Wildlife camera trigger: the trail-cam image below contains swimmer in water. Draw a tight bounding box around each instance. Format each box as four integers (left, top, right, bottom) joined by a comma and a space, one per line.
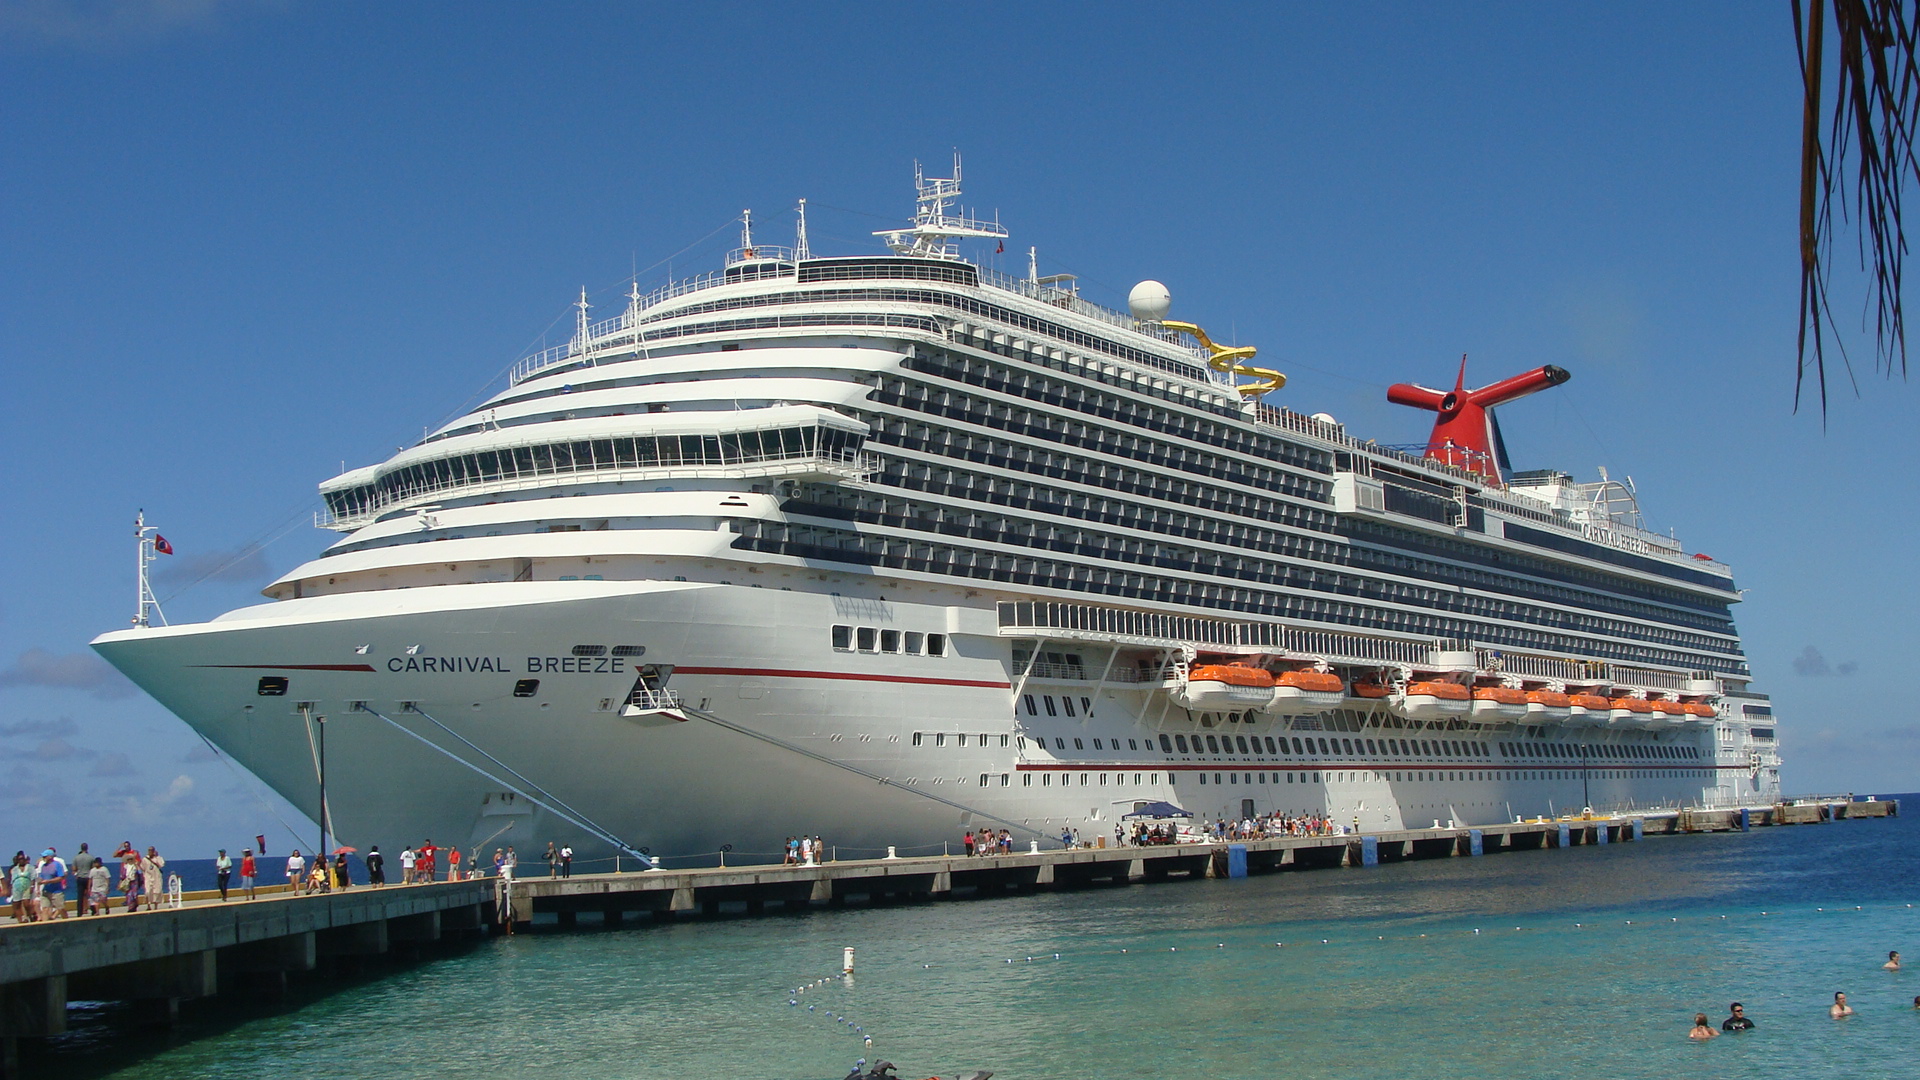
1885, 950, 1902, 971
1688, 1013, 1718, 1040
1721, 1003, 1754, 1031
1831, 991, 1855, 1018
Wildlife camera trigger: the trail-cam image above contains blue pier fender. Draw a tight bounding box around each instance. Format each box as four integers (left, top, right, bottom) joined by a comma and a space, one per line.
1596, 823, 1609, 845
1632, 818, 1644, 841
1556, 823, 1571, 848
1359, 836, 1378, 867
1738, 808, 1751, 832
1468, 829, 1483, 856
1227, 844, 1248, 878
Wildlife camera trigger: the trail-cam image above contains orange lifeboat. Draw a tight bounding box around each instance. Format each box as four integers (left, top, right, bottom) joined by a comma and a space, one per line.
1567, 693, 1609, 724
1471, 686, 1529, 723
1607, 696, 1655, 727
1393, 680, 1471, 721
1348, 679, 1392, 700
1172, 663, 1276, 711
1648, 698, 1684, 727
1683, 701, 1718, 720
1525, 689, 1575, 724
1268, 668, 1345, 716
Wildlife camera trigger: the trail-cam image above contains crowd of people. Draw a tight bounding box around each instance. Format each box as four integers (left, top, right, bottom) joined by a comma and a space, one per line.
6, 835, 587, 921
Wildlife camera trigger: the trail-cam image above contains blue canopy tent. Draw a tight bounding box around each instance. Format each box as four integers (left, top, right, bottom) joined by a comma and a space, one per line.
1121, 801, 1193, 820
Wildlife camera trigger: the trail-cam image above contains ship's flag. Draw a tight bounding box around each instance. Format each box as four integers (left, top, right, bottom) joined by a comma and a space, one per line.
257, 833, 267, 855
995, 241, 1004, 254
154, 534, 174, 555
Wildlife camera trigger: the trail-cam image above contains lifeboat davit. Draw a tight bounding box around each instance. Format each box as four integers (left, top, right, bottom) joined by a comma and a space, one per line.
1171, 664, 1275, 711
1525, 689, 1575, 724
1607, 696, 1655, 728
1392, 680, 1471, 721
1567, 693, 1609, 726
1471, 686, 1529, 723
1265, 669, 1345, 716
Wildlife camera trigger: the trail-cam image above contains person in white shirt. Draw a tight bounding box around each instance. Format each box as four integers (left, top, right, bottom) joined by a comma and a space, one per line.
286, 849, 306, 894
400, 846, 416, 885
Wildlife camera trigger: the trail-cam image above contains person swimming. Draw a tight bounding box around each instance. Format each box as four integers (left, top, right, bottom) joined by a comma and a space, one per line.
1831, 991, 1855, 1018
1885, 950, 1902, 971
1688, 1013, 1719, 1040
1721, 1002, 1754, 1031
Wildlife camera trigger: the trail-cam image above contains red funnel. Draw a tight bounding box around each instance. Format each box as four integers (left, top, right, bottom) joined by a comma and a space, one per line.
1386, 357, 1570, 482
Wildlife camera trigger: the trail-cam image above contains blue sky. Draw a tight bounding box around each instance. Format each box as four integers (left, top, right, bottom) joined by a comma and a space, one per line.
1, 2, 1912, 854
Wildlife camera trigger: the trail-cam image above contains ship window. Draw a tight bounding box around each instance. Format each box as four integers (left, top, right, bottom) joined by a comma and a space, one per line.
926, 633, 947, 656
611, 645, 646, 657
256, 676, 288, 697
1023, 774, 1032, 786
1000, 735, 1009, 747
831, 625, 852, 650
1043, 696, 1058, 717
1205, 735, 1220, 754
1055, 737, 1066, 749
1081, 697, 1092, 713
1235, 736, 1249, 754
1073, 738, 1084, 750
1365, 739, 1377, 755
570, 644, 607, 656
1265, 737, 1277, 754
904, 632, 924, 654
881, 630, 901, 653
1063, 698, 1076, 718
1042, 774, 1050, 786
1291, 737, 1305, 754
856, 627, 878, 652
1022, 694, 1037, 715
979, 774, 989, 787
512, 679, 540, 698
1342, 739, 1354, 755
1080, 773, 1089, 785
912, 732, 923, 746
1099, 774, 1108, 785
1175, 734, 1189, 753
1199, 773, 1207, 785
1092, 738, 1102, 749
1159, 734, 1172, 752
1001, 774, 1009, 786
935, 733, 945, 747
1319, 738, 1331, 755
1129, 739, 1138, 750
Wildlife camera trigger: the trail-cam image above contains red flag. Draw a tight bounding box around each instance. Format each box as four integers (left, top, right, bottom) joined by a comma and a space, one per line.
995, 241, 1004, 254
257, 834, 267, 855
153, 535, 174, 555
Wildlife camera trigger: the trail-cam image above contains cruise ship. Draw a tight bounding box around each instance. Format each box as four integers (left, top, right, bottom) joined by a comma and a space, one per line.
93, 161, 1782, 863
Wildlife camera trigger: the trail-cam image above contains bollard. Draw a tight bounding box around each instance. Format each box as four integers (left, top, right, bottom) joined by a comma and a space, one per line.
885, 846, 897, 860
1359, 836, 1378, 867
1738, 808, 1750, 832
1556, 823, 1571, 848
842, 947, 854, 974
1029, 840, 1040, 854
1468, 829, 1483, 856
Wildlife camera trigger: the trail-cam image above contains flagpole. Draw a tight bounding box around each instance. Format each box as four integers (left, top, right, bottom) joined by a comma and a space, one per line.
134, 510, 150, 628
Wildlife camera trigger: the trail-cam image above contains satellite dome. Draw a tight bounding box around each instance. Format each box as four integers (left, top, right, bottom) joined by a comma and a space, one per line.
1311, 412, 1340, 426
1128, 280, 1172, 322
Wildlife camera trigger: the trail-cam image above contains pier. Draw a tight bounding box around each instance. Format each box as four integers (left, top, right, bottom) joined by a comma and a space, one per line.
503, 798, 1899, 925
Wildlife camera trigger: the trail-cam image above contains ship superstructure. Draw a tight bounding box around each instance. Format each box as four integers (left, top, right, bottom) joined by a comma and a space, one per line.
93, 162, 1781, 860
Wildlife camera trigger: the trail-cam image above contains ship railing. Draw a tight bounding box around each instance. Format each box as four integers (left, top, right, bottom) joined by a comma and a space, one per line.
1477, 650, 1610, 683
511, 270, 737, 385
316, 448, 878, 531
996, 601, 1433, 667
1011, 659, 1174, 684
1608, 666, 1692, 693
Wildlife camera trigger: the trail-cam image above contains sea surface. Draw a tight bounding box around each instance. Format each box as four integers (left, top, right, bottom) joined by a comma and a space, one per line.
37, 801, 1920, 1080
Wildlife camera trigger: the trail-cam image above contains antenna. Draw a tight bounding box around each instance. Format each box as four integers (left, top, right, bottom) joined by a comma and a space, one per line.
873, 153, 1008, 260
795, 199, 811, 260
1028, 246, 1039, 283
740, 209, 754, 257
573, 288, 591, 359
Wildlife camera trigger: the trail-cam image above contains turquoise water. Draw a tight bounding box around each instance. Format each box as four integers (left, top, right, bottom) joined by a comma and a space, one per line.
42, 804, 1918, 1080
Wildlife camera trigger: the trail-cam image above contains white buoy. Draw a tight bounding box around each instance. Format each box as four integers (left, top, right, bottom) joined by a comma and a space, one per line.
842, 947, 855, 974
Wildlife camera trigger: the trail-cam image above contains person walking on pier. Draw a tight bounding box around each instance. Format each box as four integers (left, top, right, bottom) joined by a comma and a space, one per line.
286, 848, 306, 895
560, 844, 573, 877
120, 853, 142, 911
215, 849, 232, 901
85, 858, 108, 916
332, 853, 351, 890
399, 845, 416, 884
366, 846, 385, 887
72, 844, 94, 914
9, 853, 33, 923
37, 849, 69, 919
544, 842, 559, 878
447, 846, 463, 881
417, 840, 438, 883
240, 849, 257, 899
141, 847, 165, 908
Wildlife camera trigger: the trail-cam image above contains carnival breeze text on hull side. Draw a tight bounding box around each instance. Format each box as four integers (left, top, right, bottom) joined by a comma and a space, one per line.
92, 160, 1782, 861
